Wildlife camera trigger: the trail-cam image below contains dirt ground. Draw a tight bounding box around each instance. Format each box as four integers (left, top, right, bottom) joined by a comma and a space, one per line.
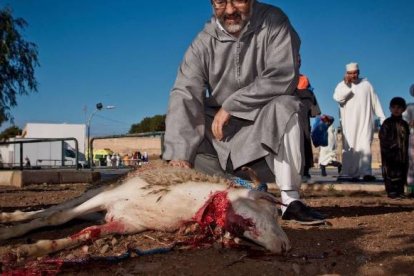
1, 162, 414, 275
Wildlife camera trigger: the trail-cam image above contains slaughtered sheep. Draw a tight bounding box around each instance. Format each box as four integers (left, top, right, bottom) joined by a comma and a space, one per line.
0, 167, 290, 258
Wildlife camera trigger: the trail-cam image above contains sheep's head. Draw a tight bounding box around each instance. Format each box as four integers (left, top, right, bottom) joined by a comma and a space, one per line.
229, 190, 290, 253
194, 189, 290, 254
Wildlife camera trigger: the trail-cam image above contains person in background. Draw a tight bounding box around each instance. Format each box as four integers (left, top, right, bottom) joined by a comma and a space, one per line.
294, 55, 321, 181
379, 97, 409, 198
122, 154, 130, 166
111, 154, 116, 167
402, 84, 414, 196
132, 151, 138, 165
333, 62, 386, 182
115, 153, 121, 167
318, 124, 342, 176
163, 0, 325, 224
24, 156, 31, 168
143, 151, 148, 163
106, 154, 111, 167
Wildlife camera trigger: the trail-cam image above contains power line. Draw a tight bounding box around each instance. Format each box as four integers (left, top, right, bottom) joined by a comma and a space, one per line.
94, 114, 133, 126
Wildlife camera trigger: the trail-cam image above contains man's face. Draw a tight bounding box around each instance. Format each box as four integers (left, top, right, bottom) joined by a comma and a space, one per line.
390, 105, 405, 117
213, 0, 252, 36
345, 70, 359, 83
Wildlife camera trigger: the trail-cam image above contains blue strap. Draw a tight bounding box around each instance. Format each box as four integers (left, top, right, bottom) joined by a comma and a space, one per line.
232, 177, 268, 192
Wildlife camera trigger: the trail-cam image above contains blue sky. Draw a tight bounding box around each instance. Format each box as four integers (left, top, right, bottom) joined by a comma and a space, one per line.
1, 0, 413, 135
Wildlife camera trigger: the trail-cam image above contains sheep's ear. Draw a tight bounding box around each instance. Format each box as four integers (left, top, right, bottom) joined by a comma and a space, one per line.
241, 166, 261, 188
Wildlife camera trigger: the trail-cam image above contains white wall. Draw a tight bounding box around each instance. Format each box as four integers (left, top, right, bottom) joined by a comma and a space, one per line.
24, 123, 86, 154
11, 140, 76, 167
0, 123, 86, 167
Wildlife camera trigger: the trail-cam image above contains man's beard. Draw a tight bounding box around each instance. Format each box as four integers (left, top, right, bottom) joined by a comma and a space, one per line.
351, 76, 361, 84
217, 12, 250, 34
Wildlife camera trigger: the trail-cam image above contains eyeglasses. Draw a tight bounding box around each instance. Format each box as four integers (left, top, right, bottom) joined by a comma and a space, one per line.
212, 0, 249, 9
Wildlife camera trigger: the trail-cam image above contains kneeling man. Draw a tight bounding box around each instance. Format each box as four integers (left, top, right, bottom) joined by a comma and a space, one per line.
163, 0, 324, 224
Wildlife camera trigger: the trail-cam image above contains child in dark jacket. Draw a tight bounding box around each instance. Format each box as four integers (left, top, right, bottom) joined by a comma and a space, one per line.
379, 97, 409, 198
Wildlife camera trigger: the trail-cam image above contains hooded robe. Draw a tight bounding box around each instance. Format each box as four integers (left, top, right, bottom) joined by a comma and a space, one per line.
403, 103, 414, 186
163, 1, 302, 174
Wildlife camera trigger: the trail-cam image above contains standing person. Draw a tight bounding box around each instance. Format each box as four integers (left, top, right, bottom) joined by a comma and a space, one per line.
122, 154, 130, 166
115, 153, 121, 167
111, 154, 116, 167
379, 97, 409, 198
163, 0, 325, 224
294, 55, 321, 181
318, 124, 342, 176
24, 156, 31, 168
402, 84, 414, 196
106, 154, 111, 167
333, 62, 386, 181
132, 151, 139, 165
143, 151, 148, 163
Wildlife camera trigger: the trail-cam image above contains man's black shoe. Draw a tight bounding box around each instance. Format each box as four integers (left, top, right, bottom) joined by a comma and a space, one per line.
282, 201, 326, 225
301, 202, 327, 219
387, 192, 398, 199
307, 208, 327, 220
363, 175, 376, 181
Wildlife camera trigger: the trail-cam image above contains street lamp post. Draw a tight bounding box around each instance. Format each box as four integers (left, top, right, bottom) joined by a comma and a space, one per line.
86, 102, 115, 168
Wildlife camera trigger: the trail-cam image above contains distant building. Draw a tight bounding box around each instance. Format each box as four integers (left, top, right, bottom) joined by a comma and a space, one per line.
0, 123, 86, 168
22, 123, 86, 154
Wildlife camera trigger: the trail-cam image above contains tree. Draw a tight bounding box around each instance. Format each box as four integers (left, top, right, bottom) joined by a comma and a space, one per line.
129, 114, 166, 134
0, 7, 39, 125
0, 125, 22, 141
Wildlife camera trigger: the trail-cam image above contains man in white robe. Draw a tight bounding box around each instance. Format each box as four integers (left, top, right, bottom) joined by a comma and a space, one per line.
402, 84, 414, 195
333, 62, 385, 181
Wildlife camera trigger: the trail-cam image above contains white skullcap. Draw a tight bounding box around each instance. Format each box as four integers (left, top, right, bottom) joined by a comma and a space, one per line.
410, 84, 414, 97
346, 62, 359, 72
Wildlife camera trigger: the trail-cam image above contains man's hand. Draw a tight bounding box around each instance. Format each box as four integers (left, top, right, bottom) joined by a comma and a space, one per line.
169, 160, 192, 169
212, 108, 231, 140
344, 74, 352, 86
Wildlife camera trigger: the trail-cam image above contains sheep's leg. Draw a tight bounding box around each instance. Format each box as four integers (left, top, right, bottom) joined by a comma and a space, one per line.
14, 221, 144, 258
0, 186, 107, 223
0, 191, 110, 240
0, 210, 44, 223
